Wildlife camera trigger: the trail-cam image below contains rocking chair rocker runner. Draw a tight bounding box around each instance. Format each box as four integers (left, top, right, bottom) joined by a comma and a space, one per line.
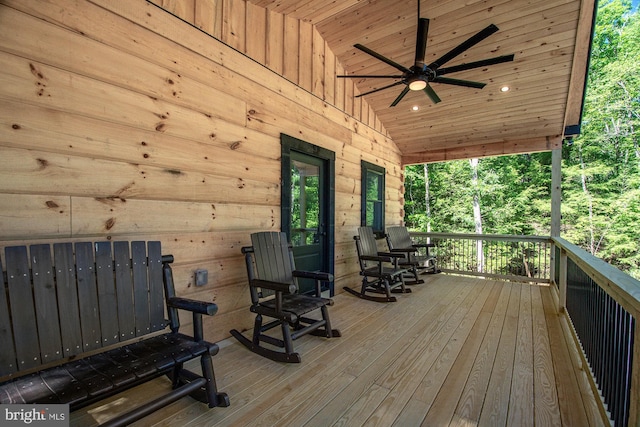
230, 232, 340, 363
344, 226, 411, 303
386, 226, 439, 285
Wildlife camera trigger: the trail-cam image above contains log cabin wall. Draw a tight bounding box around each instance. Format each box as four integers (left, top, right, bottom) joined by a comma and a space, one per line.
0, 0, 404, 342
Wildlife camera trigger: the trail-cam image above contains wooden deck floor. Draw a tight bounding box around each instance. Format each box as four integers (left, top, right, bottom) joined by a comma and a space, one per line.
71, 275, 606, 426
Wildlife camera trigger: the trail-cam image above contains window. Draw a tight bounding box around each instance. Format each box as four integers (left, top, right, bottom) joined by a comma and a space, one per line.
361, 161, 385, 236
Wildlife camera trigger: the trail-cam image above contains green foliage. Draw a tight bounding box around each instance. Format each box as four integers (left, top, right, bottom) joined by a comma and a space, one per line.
290, 164, 319, 245
405, 153, 552, 236
404, 1, 640, 278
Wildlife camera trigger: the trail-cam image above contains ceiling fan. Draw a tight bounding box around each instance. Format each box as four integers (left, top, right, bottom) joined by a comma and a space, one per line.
337, 1, 515, 106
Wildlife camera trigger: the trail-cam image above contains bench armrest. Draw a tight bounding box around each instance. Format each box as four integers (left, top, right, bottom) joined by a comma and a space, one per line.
167, 297, 218, 316
293, 270, 334, 282
251, 279, 296, 294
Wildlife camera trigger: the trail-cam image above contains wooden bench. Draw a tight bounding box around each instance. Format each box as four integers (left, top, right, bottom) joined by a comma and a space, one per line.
0, 241, 229, 426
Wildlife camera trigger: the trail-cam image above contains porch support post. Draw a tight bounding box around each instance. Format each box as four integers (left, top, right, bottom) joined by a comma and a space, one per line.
550, 147, 562, 288
558, 248, 567, 312
551, 147, 562, 238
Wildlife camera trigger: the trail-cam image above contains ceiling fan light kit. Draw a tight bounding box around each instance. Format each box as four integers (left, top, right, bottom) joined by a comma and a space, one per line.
408, 77, 428, 91
338, 1, 515, 107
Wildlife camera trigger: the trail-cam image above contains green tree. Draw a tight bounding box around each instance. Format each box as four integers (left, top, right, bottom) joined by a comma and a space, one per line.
563, 0, 640, 275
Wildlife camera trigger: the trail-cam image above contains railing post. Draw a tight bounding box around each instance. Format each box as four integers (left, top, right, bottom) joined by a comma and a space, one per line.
558, 248, 567, 312
550, 242, 556, 286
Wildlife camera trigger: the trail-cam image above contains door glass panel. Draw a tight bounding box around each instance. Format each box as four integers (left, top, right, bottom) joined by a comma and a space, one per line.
291, 159, 320, 247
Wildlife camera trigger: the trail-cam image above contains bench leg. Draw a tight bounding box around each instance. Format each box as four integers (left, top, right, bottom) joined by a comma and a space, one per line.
168, 363, 183, 388
200, 353, 230, 408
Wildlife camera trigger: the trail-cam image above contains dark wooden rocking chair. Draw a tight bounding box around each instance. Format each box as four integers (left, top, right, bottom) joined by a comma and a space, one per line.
386, 226, 439, 285
343, 226, 411, 303
230, 232, 340, 363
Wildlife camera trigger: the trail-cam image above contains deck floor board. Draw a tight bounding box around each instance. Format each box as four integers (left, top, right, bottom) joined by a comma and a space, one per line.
70, 275, 604, 426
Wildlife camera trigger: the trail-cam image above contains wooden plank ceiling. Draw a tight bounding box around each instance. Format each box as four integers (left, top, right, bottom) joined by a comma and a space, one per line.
246, 0, 595, 164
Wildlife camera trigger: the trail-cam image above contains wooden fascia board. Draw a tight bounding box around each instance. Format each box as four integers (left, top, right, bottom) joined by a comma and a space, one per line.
401, 135, 563, 166
563, 0, 598, 137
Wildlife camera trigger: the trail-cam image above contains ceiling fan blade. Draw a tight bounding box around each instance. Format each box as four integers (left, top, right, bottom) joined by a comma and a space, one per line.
337, 75, 404, 79
390, 86, 411, 107
354, 43, 411, 74
433, 76, 486, 88
424, 84, 441, 104
414, 18, 429, 67
428, 24, 500, 69
438, 54, 515, 75
355, 81, 405, 97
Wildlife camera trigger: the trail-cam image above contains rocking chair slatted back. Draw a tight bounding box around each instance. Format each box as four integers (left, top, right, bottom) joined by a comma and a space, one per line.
356, 226, 380, 270
251, 232, 297, 296
386, 226, 413, 249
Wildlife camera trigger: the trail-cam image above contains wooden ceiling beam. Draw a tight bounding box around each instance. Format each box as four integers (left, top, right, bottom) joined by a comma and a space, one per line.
401, 135, 562, 165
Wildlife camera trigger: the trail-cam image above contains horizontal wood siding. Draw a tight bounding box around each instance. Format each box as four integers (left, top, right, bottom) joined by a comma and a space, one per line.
0, 0, 402, 342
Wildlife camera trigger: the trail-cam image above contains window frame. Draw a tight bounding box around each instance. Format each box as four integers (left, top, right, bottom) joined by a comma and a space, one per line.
361, 160, 386, 237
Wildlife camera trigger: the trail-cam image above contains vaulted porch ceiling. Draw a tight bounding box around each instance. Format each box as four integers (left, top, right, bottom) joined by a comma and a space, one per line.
247, 0, 595, 164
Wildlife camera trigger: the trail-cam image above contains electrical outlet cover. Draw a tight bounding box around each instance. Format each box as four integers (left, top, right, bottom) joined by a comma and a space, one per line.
195, 269, 208, 286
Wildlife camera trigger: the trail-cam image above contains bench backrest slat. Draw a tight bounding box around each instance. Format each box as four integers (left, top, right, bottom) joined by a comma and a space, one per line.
75, 242, 102, 352
114, 241, 135, 340
96, 242, 118, 346
147, 241, 165, 333
30, 244, 63, 364
5, 246, 41, 371
132, 241, 150, 337
0, 257, 17, 376
53, 243, 83, 357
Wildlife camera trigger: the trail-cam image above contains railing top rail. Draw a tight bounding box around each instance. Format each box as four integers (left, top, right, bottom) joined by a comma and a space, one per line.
409, 231, 551, 243
553, 236, 640, 319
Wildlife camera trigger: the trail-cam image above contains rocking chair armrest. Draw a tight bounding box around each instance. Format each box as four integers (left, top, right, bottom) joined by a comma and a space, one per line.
378, 251, 406, 259
167, 297, 218, 316
250, 278, 297, 295
390, 247, 418, 254
293, 270, 334, 282
412, 242, 435, 249
360, 254, 394, 263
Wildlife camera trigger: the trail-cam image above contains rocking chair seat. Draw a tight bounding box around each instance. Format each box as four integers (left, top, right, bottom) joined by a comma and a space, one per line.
254, 294, 334, 321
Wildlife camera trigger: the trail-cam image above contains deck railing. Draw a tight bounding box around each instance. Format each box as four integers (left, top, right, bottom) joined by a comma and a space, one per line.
407, 231, 639, 427
553, 237, 639, 427
409, 232, 552, 283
